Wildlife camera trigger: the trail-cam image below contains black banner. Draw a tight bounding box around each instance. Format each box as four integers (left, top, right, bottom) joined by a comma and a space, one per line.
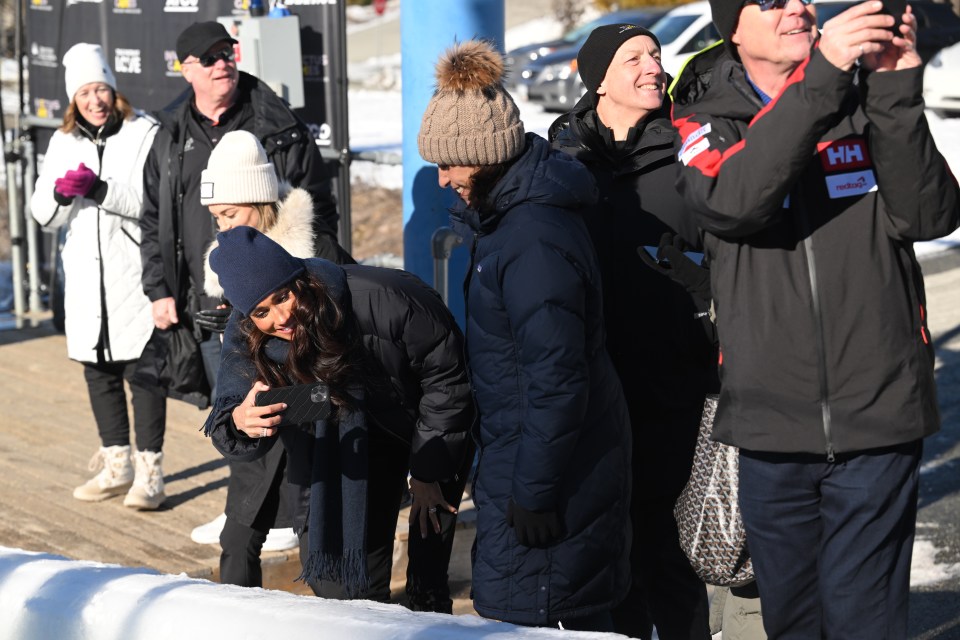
26, 0, 340, 146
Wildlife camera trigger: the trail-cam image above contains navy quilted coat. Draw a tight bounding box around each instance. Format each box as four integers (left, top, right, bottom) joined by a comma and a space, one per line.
455, 134, 632, 625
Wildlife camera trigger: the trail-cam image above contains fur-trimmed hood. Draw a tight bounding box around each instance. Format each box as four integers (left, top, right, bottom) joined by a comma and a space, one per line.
203, 183, 317, 299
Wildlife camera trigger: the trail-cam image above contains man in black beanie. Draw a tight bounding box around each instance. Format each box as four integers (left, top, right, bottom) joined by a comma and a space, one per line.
549, 23, 716, 640
671, 0, 960, 638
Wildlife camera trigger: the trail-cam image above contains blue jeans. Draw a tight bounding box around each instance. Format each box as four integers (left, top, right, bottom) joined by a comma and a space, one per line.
198, 333, 222, 399
738, 440, 921, 639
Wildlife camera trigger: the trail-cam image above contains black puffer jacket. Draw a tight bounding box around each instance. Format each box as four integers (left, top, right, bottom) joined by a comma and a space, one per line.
550, 94, 718, 498
671, 45, 960, 455
204, 260, 475, 529
140, 72, 339, 310
454, 134, 631, 625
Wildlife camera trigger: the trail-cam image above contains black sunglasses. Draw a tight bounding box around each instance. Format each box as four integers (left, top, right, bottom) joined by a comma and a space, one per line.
745, 0, 812, 10
190, 48, 235, 68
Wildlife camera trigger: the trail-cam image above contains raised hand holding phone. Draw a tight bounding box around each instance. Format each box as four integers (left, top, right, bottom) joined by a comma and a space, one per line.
232, 381, 286, 439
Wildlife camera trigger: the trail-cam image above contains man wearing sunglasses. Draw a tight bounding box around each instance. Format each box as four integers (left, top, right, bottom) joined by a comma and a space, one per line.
671, 0, 960, 637
138, 20, 352, 587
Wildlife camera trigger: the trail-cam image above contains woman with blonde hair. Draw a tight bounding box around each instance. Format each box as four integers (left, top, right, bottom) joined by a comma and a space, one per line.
31, 43, 166, 510
191, 129, 316, 586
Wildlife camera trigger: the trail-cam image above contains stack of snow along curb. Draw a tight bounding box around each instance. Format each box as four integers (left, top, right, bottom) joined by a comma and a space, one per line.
0, 547, 624, 640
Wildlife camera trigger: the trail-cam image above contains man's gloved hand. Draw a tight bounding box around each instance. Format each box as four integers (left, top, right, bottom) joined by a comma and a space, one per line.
193, 306, 232, 333
54, 163, 98, 198
637, 232, 712, 307
507, 499, 563, 548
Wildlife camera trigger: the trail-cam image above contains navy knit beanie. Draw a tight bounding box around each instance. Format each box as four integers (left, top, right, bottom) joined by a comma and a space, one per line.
578, 24, 662, 96
209, 226, 305, 316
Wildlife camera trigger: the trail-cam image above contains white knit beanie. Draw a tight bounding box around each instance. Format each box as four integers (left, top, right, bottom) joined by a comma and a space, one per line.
63, 43, 116, 100
200, 130, 279, 206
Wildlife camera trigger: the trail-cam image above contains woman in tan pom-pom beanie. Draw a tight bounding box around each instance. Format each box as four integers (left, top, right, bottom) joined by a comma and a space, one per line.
418, 40, 632, 632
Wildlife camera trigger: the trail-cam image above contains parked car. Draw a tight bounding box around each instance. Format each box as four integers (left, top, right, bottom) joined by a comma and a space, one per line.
506, 8, 668, 100
924, 41, 960, 116
528, 1, 717, 112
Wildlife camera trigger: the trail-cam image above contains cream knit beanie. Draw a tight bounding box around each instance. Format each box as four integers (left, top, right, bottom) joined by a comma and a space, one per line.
200, 130, 279, 206
63, 43, 116, 100
418, 40, 525, 166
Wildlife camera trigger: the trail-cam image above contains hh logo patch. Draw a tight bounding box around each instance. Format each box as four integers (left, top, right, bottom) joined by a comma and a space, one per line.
200, 182, 214, 199
818, 139, 871, 172
825, 170, 877, 199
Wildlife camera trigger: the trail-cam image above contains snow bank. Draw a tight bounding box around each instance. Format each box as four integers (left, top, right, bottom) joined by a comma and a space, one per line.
0, 547, 623, 640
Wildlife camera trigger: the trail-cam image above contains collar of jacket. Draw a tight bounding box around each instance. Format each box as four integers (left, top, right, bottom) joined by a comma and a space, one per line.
76, 112, 122, 145
452, 133, 597, 235
671, 42, 777, 122
550, 92, 677, 175
163, 71, 302, 145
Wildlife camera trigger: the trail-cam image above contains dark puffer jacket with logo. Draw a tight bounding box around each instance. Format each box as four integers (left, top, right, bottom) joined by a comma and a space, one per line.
671, 44, 960, 457
453, 134, 631, 626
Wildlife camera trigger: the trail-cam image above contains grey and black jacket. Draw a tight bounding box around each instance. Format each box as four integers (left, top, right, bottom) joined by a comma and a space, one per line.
671, 43, 960, 456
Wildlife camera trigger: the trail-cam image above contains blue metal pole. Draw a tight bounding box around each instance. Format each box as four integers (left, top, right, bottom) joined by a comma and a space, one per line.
401, 0, 504, 327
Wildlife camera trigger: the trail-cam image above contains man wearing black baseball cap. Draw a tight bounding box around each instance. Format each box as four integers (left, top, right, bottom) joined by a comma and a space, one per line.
549, 23, 715, 640
670, 0, 960, 637
139, 20, 350, 591
175, 21, 238, 64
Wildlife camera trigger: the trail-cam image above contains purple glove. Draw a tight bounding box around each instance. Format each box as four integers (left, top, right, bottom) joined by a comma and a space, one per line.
54, 163, 98, 198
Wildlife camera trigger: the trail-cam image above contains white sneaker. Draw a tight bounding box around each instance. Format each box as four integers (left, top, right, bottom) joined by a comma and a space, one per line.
190, 513, 227, 545
262, 527, 299, 552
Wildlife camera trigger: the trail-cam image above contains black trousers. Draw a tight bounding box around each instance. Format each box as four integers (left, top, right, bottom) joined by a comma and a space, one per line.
611, 494, 711, 640
219, 452, 289, 587
405, 437, 476, 613
83, 360, 166, 452
297, 429, 473, 608
299, 429, 410, 602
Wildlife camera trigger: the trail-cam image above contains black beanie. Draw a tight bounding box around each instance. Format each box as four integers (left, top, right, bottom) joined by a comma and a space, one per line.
577, 23, 662, 95
709, 0, 744, 58
209, 226, 305, 317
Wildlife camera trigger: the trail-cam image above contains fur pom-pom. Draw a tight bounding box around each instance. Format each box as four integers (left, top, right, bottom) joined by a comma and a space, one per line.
435, 40, 505, 92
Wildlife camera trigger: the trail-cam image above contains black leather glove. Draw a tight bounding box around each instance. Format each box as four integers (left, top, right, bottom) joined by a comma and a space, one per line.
193, 306, 232, 334
637, 232, 712, 307
507, 499, 563, 548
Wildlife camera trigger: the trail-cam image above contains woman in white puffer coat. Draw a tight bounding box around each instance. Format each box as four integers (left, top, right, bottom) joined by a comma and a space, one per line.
31, 43, 166, 510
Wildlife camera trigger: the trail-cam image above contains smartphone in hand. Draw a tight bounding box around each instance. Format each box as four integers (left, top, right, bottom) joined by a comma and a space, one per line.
255, 381, 331, 426
881, 0, 906, 30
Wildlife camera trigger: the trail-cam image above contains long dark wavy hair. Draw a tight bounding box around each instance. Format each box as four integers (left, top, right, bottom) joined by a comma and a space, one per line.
237, 273, 368, 408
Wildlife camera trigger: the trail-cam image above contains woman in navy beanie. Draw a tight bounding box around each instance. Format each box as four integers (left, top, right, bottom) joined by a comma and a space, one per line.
203, 226, 475, 606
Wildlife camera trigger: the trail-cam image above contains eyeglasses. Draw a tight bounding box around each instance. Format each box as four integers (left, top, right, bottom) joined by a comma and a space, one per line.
184, 48, 235, 68
744, 0, 812, 10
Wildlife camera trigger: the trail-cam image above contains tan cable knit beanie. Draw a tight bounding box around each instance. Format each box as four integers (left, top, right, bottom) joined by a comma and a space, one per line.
418, 40, 525, 166
200, 130, 278, 206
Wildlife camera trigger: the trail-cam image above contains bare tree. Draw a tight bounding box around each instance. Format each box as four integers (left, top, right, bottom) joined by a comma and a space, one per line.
553, 0, 587, 33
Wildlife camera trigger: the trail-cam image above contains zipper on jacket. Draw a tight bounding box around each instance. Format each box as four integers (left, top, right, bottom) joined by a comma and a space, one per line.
797, 191, 835, 462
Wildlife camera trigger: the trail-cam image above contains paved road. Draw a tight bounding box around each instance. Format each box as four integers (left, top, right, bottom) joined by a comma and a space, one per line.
910, 251, 960, 639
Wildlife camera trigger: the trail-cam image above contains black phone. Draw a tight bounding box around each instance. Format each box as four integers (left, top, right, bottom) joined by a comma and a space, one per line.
881, 0, 906, 30
255, 382, 331, 426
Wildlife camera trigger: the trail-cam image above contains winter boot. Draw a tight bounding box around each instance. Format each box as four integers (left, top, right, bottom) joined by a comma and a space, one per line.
123, 450, 166, 510
73, 445, 134, 501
